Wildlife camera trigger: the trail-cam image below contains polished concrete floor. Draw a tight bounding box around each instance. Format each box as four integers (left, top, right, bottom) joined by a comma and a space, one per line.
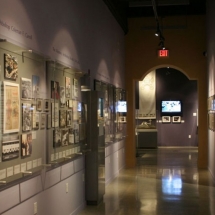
78, 147, 215, 215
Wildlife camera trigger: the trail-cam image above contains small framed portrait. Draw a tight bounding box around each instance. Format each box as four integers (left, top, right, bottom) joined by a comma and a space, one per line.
22, 103, 32, 131
51, 81, 60, 100
21, 133, 32, 157
32, 75, 40, 98
44, 99, 50, 111
53, 129, 61, 148
172, 116, 181, 123
36, 98, 43, 111
21, 77, 32, 100
59, 110, 66, 128
60, 86, 66, 107
162, 116, 171, 123
65, 77, 71, 98
61, 129, 69, 146
4, 53, 18, 80
40, 113, 46, 129
66, 110, 73, 127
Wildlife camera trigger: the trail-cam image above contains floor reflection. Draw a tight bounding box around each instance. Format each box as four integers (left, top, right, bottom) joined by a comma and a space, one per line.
78, 147, 215, 215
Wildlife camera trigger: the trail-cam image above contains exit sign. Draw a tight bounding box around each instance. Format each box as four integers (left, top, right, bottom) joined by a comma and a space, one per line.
158, 49, 169, 57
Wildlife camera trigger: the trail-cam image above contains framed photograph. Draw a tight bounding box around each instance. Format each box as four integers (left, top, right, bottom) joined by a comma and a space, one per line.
73, 78, 78, 98
66, 110, 73, 126
4, 53, 18, 80
162, 116, 171, 123
65, 77, 71, 98
51, 103, 59, 127
32, 105, 39, 129
47, 113, 51, 129
60, 86, 66, 107
2, 134, 19, 161
4, 81, 20, 133
172, 116, 181, 123
73, 123, 80, 143
68, 99, 73, 108
21, 133, 32, 157
22, 103, 32, 131
44, 99, 50, 111
53, 129, 61, 148
36, 98, 43, 111
59, 110, 66, 128
208, 112, 215, 131
32, 75, 40, 98
61, 129, 69, 146
40, 113, 46, 129
68, 128, 75, 145
51, 81, 60, 100
21, 77, 32, 100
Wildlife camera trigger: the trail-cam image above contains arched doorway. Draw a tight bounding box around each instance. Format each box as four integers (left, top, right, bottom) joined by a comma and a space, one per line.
136, 67, 198, 149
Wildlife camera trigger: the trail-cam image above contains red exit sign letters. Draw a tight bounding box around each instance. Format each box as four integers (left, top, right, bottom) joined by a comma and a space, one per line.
158, 50, 169, 57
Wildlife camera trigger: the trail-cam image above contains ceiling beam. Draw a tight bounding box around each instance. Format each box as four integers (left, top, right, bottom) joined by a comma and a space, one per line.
129, 0, 189, 7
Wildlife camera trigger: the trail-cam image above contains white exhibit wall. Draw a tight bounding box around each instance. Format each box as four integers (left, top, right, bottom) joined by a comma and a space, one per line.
0, 0, 125, 88
207, 0, 215, 178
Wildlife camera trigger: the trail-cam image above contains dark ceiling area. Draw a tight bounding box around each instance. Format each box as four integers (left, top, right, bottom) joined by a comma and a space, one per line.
103, 0, 206, 34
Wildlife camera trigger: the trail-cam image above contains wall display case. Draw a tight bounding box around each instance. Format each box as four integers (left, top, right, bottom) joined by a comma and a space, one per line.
0, 41, 47, 186
46, 61, 84, 164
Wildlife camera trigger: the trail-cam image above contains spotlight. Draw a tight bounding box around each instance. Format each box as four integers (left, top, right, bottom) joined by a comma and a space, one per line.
155, 30, 159, 37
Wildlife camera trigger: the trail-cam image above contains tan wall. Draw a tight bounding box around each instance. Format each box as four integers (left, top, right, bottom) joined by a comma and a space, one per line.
125, 15, 207, 168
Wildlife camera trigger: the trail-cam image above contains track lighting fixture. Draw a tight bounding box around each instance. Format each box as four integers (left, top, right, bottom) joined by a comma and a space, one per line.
155, 23, 160, 36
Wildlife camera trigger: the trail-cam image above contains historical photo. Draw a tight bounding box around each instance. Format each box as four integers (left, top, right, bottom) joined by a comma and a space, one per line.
51, 81, 60, 100
4, 81, 20, 133
65, 76, 71, 98
60, 86, 66, 107
59, 110, 66, 127
68, 128, 74, 145
4, 53, 18, 80
68, 99, 73, 108
21, 77, 32, 100
66, 110, 72, 126
32, 107, 40, 129
22, 103, 32, 131
44, 99, 50, 111
51, 103, 59, 127
2, 134, 19, 161
53, 129, 61, 147
73, 123, 80, 143
21, 133, 32, 157
61, 129, 69, 146
73, 78, 78, 98
32, 75, 40, 98
41, 113, 46, 129
36, 98, 43, 111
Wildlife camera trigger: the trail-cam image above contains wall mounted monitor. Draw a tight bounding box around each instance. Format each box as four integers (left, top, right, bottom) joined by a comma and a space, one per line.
161, 100, 182, 115
116, 101, 127, 113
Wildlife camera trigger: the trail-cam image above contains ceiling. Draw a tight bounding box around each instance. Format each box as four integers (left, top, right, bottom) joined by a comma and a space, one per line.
103, 0, 206, 34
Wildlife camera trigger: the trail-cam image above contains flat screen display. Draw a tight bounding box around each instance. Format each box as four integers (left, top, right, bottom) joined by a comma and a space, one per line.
161, 101, 181, 113
116, 101, 127, 113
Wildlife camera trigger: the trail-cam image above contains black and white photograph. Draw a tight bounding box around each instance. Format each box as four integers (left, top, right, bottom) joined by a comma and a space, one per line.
66, 110, 73, 126
59, 110, 66, 127
41, 113, 46, 129
2, 134, 19, 161
61, 129, 69, 146
32, 75, 40, 98
44, 99, 50, 111
22, 103, 32, 131
21, 77, 32, 100
172, 116, 181, 123
73, 123, 80, 143
65, 76, 71, 98
68, 128, 75, 145
47, 113, 51, 129
60, 86, 66, 107
36, 98, 43, 111
32, 109, 39, 130
51, 103, 59, 127
4, 53, 18, 80
73, 78, 78, 98
53, 129, 61, 148
21, 133, 32, 157
162, 116, 171, 123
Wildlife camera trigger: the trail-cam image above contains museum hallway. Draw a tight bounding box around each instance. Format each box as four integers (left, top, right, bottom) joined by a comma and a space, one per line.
78, 147, 215, 215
